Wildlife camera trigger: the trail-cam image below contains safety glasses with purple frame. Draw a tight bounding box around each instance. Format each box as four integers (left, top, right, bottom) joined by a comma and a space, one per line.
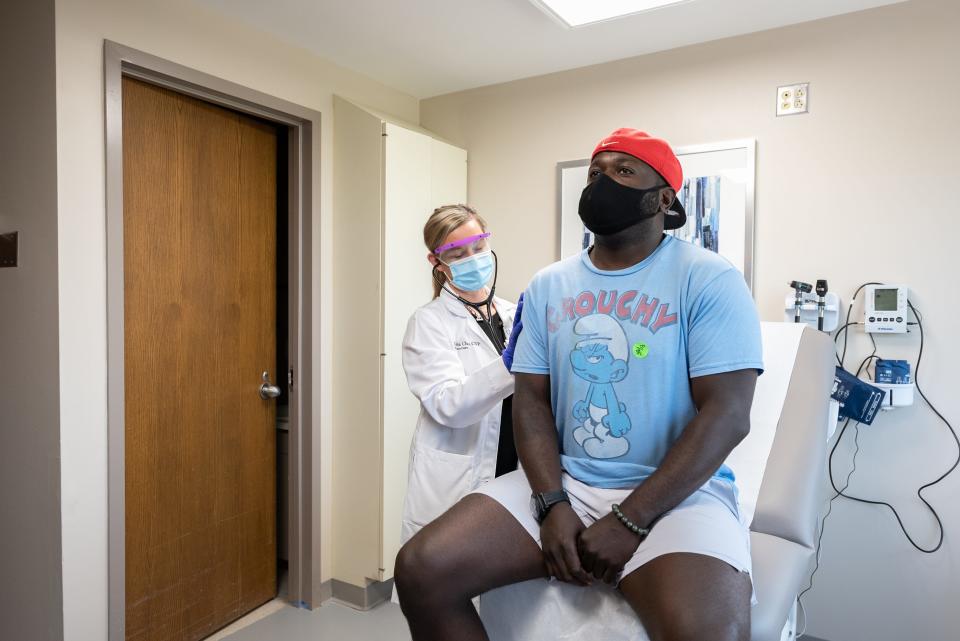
434, 232, 491, 264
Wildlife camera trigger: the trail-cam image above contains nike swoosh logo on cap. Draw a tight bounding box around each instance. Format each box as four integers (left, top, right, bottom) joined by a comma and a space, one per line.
601, 141, 618, 146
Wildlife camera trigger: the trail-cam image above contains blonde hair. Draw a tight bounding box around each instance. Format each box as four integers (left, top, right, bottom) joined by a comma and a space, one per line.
424, 204, 488, 298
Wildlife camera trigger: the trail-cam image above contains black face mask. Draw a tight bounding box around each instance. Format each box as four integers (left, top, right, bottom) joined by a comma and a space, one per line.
578, 173, 665, 236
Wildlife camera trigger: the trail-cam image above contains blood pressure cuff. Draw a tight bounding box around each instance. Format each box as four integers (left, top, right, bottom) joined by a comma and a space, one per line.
831, 366, 884, 425
875, 359, 911, 384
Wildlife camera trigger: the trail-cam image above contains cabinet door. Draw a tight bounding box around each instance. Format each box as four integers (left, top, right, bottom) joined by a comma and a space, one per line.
380, 126, 467, 579
331, 97, 388, 586
381, 124, 434, 579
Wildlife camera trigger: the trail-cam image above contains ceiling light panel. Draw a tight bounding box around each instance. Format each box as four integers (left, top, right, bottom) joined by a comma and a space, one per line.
531, 0, 689, 28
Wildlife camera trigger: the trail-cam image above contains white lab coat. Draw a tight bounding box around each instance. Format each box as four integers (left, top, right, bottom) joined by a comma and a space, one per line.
399, 289, 517, 544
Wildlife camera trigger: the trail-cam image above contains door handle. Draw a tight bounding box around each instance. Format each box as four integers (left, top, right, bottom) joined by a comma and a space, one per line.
259, 371, 282, 400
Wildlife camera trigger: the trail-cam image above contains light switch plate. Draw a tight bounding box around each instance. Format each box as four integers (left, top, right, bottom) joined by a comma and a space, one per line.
0, 232, 17, 267
776, 83, 809, 116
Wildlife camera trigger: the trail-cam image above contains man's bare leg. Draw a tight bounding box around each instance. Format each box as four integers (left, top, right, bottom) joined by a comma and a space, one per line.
619, 552, 752, 641
395, 494, 548, 641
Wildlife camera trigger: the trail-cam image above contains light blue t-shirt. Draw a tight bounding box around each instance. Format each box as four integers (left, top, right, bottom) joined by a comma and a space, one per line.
512, 235, 763, 492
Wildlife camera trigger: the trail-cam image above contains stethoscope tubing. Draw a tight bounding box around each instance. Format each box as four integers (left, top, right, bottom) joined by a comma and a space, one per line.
433, 251, 505, 354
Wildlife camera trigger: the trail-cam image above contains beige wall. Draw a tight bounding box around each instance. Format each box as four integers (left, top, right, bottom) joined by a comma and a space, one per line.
422, 1, 960, 640
54, 0, 418, 638
0, 1, 63, 640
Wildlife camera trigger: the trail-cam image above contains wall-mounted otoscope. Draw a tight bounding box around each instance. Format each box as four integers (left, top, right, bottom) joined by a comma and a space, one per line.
816, 280, 829, 331
789, 281, 813, 323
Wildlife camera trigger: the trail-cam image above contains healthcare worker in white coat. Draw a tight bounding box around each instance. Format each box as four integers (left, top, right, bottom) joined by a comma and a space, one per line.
399, 204, 524, 544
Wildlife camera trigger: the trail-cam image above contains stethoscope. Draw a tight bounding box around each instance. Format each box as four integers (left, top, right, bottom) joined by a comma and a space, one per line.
432, 251, 506, 354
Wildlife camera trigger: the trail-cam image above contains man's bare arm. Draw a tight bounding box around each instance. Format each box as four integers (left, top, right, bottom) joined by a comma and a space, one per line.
513, 372, 563, 493
514, 371, 592, 585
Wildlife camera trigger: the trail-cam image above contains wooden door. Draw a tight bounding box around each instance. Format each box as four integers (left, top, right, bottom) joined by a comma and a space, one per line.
122, 77, 277, 641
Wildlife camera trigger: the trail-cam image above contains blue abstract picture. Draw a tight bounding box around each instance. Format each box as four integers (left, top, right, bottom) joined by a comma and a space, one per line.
671, 175, 721, 253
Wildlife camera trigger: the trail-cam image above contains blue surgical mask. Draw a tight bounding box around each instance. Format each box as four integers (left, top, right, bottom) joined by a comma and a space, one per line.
445, 250, 495, 292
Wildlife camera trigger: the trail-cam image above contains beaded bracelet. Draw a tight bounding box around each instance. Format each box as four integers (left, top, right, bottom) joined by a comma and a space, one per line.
611, 503, 650, 538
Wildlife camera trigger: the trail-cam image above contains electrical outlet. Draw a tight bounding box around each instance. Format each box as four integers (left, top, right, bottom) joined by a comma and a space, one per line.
776, 83, 809, 116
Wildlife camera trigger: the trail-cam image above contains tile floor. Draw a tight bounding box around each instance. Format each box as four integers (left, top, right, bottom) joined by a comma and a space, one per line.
219, 600, 410, 641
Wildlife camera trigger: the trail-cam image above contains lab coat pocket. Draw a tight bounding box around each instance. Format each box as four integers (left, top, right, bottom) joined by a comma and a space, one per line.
404, 445, 477, 528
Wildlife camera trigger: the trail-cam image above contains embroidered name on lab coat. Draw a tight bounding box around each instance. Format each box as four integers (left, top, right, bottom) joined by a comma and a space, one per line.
454, 339, 483, 351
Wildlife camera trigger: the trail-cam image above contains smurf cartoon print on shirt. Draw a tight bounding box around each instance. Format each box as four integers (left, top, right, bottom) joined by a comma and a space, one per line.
570, 314, 632, 460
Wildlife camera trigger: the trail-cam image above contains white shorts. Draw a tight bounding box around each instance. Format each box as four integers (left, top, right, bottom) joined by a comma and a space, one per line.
473, 470, 754, 596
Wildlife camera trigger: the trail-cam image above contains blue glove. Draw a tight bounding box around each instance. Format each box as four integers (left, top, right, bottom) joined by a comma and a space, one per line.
502, 292, 524, 372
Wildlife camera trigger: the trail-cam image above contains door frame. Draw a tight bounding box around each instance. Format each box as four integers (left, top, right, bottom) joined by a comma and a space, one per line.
104, 41, 320, 640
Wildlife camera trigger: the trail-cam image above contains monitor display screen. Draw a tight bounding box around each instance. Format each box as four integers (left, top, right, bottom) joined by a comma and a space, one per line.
874, 288, 898, 312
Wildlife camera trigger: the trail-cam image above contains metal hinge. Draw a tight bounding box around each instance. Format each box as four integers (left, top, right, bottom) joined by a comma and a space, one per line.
288, 368, 295, 391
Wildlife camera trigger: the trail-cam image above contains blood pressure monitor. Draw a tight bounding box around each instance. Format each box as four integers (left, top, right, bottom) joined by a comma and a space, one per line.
864, 285, 908, 333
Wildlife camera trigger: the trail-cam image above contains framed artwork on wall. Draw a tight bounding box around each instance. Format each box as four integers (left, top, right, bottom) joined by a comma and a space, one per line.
557, 138, 756, 291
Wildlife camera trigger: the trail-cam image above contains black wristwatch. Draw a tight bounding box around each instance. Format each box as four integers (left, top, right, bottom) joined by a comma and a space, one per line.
531, 490, 570, 524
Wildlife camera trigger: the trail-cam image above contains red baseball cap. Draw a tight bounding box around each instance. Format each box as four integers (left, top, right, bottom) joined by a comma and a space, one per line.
592, 128, 687, 230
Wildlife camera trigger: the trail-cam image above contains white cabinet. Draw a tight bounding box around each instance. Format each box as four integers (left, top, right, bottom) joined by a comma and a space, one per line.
332, 97, 467, 587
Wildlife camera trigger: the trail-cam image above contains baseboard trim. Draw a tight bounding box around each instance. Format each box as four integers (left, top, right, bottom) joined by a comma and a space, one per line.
326, 578, 393, 610
316, 579, 333, 604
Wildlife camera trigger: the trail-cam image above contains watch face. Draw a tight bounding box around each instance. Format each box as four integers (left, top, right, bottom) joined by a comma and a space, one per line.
532, 492, 567, 524
531, 494, 546, 523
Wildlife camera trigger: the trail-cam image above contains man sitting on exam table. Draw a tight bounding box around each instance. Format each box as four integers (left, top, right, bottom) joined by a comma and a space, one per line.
394, 128, 763, 641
